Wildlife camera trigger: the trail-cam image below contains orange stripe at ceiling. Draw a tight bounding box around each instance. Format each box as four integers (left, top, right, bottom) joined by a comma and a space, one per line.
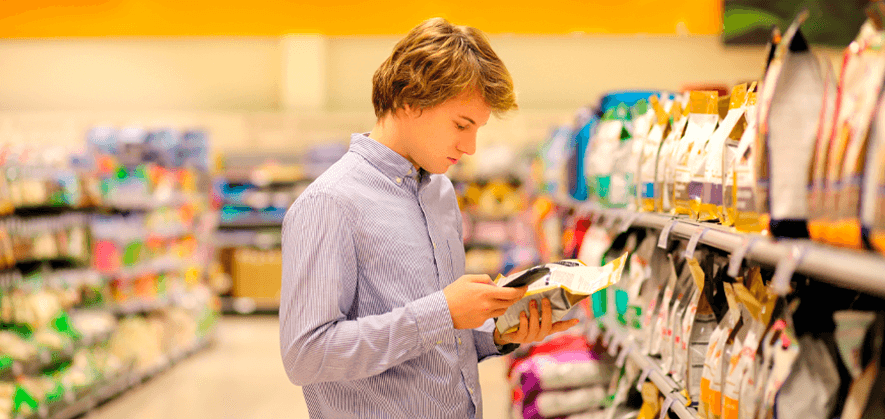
0, 0, 723, 37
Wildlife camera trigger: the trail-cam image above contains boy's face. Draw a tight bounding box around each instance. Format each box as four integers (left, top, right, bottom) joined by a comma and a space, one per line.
399, 88, 491, 174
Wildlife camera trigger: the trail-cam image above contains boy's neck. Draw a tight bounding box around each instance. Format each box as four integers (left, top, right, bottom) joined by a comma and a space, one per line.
368, 114, 421, 172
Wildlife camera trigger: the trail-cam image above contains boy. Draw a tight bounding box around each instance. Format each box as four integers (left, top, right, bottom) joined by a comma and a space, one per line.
280, 18, 579, 418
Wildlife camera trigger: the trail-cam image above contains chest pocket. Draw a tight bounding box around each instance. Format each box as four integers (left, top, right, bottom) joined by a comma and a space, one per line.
446, 238, 466, 285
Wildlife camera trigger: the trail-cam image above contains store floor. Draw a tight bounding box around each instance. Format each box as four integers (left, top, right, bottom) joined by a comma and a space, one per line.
88, 315, 513, 419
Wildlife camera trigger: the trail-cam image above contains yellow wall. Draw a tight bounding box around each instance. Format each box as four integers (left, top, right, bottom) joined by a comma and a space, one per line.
1, 0, 721, 37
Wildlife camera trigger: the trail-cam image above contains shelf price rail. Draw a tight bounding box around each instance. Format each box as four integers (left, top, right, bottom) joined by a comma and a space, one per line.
571, 203, 885, 299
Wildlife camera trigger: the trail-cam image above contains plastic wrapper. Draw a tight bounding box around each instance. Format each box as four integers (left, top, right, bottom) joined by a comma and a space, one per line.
639, 96, 671, 212
824, 20, 885, 248
494, 254, 627, 335
665, 259, 694, 377
707, 84, 752, 224
757, 12, 830, 238
774, 335, 841, 419
675, 256, 708, 396
674, 91, 719, 217
531, 386, 608, 419
650, 253, 679, 356
640, 245, 670, 354
657, 97, 688, 213
699, 283, 739, 419
721, 279, 767, 419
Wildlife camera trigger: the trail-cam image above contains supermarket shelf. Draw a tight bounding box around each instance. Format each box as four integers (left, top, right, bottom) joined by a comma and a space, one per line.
0, 329, 115, 381
574, 204, 885, 299
598, 317, 697, 419
49, 335, 213, 419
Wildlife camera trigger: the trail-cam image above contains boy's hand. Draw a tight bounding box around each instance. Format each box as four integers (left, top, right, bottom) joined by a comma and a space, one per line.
443, 274, 526, 329
493, 298, 580, 345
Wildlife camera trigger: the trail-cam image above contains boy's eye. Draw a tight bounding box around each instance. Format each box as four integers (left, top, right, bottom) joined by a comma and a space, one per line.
455, 123, 467, 130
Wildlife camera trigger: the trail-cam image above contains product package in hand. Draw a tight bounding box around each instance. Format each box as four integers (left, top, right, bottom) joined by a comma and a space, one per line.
494, 253, 628, 335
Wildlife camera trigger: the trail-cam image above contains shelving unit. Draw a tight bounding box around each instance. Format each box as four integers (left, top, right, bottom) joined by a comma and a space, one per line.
46, 335, 212, 419
596, 317, 696, 419
575, 205, 885, 298
563, 201, 885, 419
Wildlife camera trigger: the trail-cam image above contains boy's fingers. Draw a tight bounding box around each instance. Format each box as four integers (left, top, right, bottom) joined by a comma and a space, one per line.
539, 299, 553, 337
550, 319, 581, 334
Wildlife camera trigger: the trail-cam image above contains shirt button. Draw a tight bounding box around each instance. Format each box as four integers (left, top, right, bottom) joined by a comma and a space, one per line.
436, 340, 442, 345
468, 388, 474, 395
395, 177, 402, 184
407, 168, 412, 175
432, 242, 436, 249
458, 337, 462, 345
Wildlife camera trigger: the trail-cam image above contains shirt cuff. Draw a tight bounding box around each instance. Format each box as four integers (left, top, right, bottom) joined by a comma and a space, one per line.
408, 290, 453, 350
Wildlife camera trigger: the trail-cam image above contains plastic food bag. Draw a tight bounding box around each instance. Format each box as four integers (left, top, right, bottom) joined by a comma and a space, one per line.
674, 91, 719, 217
658, 97, 689, 213
494, 254, 627, 335
757, 12, 831, 238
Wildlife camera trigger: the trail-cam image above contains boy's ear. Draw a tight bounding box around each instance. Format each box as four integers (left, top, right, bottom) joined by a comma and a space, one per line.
401, 104, 422, 119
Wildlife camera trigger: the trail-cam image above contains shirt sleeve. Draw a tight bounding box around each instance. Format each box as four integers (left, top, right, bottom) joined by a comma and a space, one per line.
279, 192, 453, 386
473, 319, 509, 361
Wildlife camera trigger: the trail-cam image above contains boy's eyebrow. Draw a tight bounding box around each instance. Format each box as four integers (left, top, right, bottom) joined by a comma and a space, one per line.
458, 115, 476, 125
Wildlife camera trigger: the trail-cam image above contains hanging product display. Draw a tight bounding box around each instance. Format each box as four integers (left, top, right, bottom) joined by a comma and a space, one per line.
756, 12, 832, 238
819, 17, 885, 248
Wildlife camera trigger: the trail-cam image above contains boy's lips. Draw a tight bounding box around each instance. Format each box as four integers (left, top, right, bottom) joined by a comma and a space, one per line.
448, 158, 458, 164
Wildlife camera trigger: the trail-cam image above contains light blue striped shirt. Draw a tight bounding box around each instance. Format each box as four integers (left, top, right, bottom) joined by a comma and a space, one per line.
280, 133, 502, 418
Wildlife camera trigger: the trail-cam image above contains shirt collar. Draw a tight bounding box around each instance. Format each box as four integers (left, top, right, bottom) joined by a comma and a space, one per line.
349, 133, 424, 183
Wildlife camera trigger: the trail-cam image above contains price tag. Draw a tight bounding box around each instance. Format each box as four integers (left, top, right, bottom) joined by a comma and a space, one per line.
659, 396, 676, 419
658, 220, 677, 249
772, 246, 806, 296
683, 228, 709, 259
618, 213, 641, 233
616, 345, 632, 368
728, 237, 760, 278
637, 367, 653, 392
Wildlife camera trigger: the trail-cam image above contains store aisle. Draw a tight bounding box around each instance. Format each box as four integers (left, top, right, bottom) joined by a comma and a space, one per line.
87, 316, 512, 419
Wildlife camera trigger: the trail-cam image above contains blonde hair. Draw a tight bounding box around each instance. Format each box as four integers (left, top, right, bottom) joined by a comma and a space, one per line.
372, 17, 518, 119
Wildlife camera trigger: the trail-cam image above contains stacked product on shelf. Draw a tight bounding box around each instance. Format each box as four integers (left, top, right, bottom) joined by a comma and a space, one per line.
505, 9, 885, 419
215, 145, 346, 313
0, 125, 221, 419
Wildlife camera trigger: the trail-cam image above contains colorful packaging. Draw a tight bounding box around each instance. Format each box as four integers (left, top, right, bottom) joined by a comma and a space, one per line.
629, 99, 656, 211
825, 20, 885, 248
640, 245, 670, 354
650, 253, 679, 356
639, 96, 671, 212
494, 255, 627, 335
724, 90, 761, 230
665, 259, 694, 377
808, 48, 841, 244
774, 336, 842, 419
674, 91, 719, 217
756, 12, 831, 238
825, 21, 885, 248
657, 96, 688, 213
861, 79, 885, 254
721, 280, 766, 419
674, 256, 705, 391
587, 104, 632, 207
699, 282, 740, 419
707, 83, 750, 224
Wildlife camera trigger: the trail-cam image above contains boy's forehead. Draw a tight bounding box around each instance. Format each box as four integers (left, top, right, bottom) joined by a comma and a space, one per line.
445, 89, 491, 118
